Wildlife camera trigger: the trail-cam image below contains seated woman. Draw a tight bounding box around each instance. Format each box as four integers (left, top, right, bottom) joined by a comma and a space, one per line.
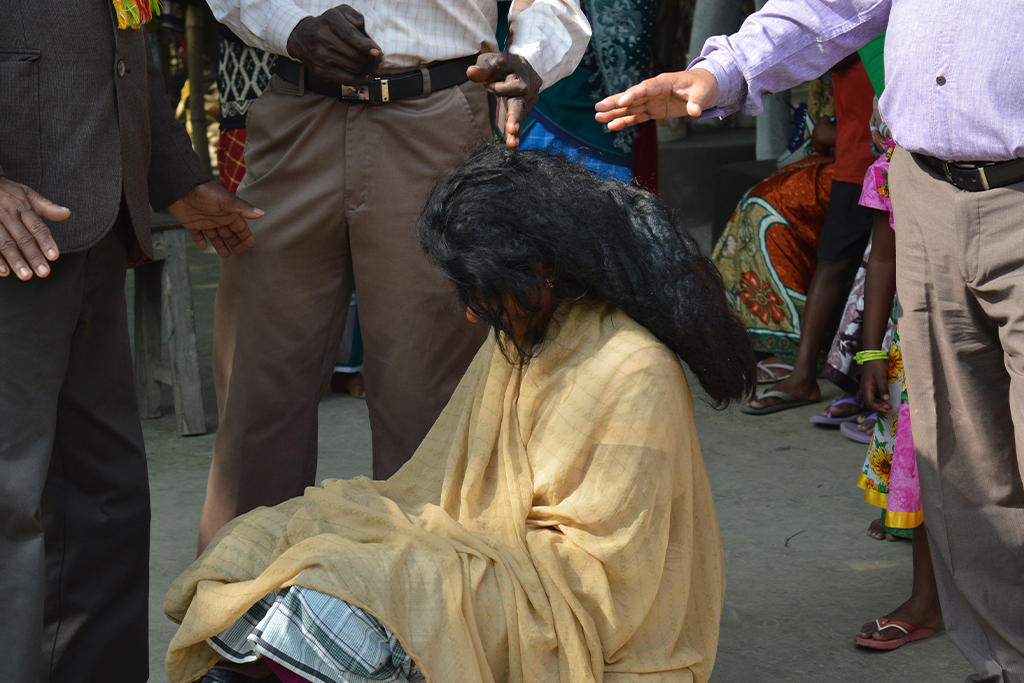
164, 144, 756, 683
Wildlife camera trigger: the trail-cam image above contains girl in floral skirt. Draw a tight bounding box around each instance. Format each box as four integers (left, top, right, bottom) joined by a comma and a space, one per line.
852, 140, 942, 649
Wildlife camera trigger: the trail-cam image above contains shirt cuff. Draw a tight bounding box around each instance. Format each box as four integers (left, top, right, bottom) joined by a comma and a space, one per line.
687, 54, 746, 120
507, 43, 550, 89
263, 3, 313, 59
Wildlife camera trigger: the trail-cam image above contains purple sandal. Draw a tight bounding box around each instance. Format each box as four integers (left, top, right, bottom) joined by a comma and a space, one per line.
809, 397, 870, 426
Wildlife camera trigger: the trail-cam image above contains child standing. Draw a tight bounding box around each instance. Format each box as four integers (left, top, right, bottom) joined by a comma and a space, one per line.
853, 140, 942, 649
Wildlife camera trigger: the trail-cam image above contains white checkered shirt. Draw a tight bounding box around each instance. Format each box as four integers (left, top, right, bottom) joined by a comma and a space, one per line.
208, 0, 591, 90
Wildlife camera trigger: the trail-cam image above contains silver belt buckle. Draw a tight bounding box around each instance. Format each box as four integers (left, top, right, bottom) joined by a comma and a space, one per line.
951, 161, 992, 191
340, 85, 370, 102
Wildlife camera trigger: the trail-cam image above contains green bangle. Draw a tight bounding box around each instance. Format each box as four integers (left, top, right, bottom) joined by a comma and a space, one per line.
855, 350, 889, 365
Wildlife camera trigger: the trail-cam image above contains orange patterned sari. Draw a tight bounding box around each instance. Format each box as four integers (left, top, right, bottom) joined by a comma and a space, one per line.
711, 156, 835, 363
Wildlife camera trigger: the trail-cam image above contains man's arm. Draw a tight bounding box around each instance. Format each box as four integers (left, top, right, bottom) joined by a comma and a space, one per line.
596, 0, 890, 129
208, 0, 311, 57
145, 39, 262, 257
146, 43, 211, 211
695, 0, 891, 118
467, 0, 591, 147
506, 0, 590, 90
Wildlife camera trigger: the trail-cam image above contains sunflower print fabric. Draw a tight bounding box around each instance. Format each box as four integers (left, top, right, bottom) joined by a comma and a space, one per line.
857, 309, 922, 530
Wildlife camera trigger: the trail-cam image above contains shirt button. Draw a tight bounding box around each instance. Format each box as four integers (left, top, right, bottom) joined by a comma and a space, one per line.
117, 60, 126, 77
936, 75, 947, 86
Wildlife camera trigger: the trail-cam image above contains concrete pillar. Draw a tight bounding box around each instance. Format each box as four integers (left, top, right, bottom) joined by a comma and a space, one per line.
753, 0, 792, 160
688, 0, 745, 57
689, 0, 792, 160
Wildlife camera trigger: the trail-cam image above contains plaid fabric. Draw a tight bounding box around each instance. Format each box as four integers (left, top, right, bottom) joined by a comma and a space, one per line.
209, 587, 425, 683
520, 119, 633, 183
217, 128, 248, 195
207, 0, 589, 91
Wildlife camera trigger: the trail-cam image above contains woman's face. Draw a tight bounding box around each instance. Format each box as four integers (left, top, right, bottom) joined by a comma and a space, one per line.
465, 285, 556, 338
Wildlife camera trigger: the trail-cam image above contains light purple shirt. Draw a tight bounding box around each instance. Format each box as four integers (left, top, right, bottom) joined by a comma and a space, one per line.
692, 0, 1024, 162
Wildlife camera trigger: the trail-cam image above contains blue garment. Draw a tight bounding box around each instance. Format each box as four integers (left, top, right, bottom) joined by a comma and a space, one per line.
520, 120, 633, 183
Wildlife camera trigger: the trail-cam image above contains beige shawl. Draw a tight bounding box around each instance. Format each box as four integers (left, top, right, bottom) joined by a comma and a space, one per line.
165, 302, 724, 683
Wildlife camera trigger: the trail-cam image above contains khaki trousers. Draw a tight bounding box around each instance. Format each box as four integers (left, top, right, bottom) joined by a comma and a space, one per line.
890, 147, 1024, 683
199, 74, 490, 548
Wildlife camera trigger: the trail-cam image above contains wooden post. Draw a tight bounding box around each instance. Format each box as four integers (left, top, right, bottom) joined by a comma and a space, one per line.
157, 229, 208, 436
186, 4, 212, 172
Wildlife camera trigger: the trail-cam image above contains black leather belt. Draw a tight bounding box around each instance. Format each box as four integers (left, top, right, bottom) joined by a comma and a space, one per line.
916, 154, 1024, 192
271, 55, 477, 104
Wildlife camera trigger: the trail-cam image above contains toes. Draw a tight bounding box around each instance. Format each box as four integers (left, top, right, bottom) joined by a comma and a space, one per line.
857, 621, 878, 638
867, 519, 886, 540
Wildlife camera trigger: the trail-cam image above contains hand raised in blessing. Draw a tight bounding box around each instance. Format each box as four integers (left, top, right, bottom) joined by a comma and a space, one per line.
595, 69, 719, 131
468, 53, 542, 148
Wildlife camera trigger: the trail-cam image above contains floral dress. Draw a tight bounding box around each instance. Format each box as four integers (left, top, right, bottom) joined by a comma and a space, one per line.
712, 155, 836, 364
711, 76, 836, 364
855, 143, 923, 535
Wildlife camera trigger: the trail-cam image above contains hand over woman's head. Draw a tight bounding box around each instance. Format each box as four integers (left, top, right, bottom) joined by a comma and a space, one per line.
417, 144, 757, 406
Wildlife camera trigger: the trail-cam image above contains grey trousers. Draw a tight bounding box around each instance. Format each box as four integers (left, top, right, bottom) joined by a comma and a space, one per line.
890, 147, 1024, 683
0, 221, 150, 683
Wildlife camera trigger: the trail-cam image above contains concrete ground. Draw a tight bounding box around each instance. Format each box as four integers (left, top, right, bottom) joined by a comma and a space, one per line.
136, 133, 970, 682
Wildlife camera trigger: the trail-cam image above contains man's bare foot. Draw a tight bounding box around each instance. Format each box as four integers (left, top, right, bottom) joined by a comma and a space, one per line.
331, 371, 366, 399
745, 373, 821, 411
857, 594, 942, 642
867, 518, 899, 541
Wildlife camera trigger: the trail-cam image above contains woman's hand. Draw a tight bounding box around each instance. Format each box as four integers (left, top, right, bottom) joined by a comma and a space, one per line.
861, 359, 891, 414
594, 69, 719, 131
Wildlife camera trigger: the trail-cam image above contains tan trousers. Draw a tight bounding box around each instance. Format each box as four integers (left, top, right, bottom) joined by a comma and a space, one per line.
198, 74, 490, 549
890, 147, 1024, 683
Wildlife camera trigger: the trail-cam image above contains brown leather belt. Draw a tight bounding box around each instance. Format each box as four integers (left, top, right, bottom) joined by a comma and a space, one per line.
916, 154, 1024, 192
272, 55, 477, 105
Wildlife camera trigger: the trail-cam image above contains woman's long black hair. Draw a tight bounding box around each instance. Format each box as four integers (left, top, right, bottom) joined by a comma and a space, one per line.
417, 143, 756, 407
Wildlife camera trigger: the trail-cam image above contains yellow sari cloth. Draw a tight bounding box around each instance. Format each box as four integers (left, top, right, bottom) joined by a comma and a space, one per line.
165, 302, 724, 683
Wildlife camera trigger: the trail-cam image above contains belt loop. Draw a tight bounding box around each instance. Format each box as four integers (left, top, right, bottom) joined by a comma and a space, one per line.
298, 64, 306, 97
978, 166, 991, 191
419, 65, 432, 98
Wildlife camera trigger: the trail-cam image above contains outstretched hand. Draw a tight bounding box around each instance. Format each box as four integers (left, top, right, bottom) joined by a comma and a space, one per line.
467, 53, 542, 148
595, 69, 719, 131
0, 177, 69, 279
168, 181, 263, 258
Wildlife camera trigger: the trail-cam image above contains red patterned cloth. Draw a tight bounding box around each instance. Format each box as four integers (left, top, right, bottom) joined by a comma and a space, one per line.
217, 127, 247, 195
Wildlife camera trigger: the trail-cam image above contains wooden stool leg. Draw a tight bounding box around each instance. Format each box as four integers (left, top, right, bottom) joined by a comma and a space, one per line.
160, 230, 208, 435
134, 261, 163, 419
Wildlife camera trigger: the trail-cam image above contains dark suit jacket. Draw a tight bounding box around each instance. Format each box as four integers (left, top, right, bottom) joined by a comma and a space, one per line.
0, 1, 211, 257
